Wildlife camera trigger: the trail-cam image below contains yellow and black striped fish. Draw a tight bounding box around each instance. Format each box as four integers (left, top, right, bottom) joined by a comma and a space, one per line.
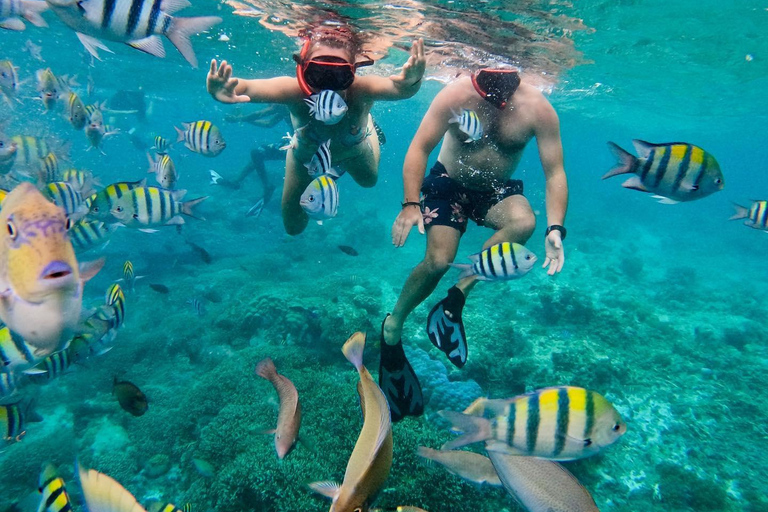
154, 135, 170, 155
605, 140, 724, 203
37, 464, 72, 512
148, 153, 178, 189
730, 200, 768, 231
1, 399, 39, 441
69, 219, 114, 253
38, 152, 60, 183
67, 92, 87, 131
11, 135, 50, 167
174, 121, 226, 157
439, 386, 626, 461
24, 350, 71, 383
452, 242, 537, 281
109, 187, 208, 228
148, 503, 192, 512
86, 179, 146, 221
0, 325, 37, 372
44, 182, 84, 216
101, 284, 125, 329
0, 367, 17, 399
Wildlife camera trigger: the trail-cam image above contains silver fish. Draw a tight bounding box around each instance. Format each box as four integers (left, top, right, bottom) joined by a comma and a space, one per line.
304, 90, 347, 125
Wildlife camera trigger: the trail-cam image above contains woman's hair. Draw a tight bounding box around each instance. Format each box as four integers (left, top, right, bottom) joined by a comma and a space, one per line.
299, 20, 364, 57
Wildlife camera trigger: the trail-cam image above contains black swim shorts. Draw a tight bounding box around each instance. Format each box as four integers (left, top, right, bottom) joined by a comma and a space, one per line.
420, 161, 524, 234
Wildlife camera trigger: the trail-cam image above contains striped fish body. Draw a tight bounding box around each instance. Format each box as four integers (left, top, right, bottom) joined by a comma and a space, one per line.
67, 92, 87, 130
731, 200, 768, 230
449, 108, 483, 143
86, 179, 145, 220
175, 121, 226, 156
44, 182, 84, 216
0, 401, 25, 439
25, 349, 71, 382
452, 242, 536, 281
36, 68, 63, 110
103, 283, 125, 329
154, 135, 169, 154
441, 386, 626, 461
39, 152, 60, 183
0, 367, 17, 398
605, 140, 724, 202
70, 219, 113, 252
122, 261, 135, 287
85, 123, 117, 150
37, 464, 72, 512
84, 104, 103, 125
300, 175, 338, 222
11, 135, 50, 167
0, 136, 17, 173
109, 186, 207, 227
304, 90, 348, 125
62, 169, 97, 196
0, 60, 19, 96
148, 153, 177, 189
305, 139, 331, 176
148, 503, 191, 512
0, 325, 37, 371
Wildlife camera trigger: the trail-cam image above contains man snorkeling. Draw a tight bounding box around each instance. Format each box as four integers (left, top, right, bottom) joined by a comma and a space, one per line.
380, 68, 569, 421
207, 22, 425, 235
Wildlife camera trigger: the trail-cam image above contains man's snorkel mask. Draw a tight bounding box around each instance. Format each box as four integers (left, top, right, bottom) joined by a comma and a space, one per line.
471, 68, 521, 110
294, 29, 374, 96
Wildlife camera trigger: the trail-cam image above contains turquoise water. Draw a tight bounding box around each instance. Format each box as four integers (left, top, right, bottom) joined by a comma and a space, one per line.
1, 1, 767, 511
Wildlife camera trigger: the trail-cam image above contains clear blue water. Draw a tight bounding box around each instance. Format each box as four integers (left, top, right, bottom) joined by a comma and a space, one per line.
0, 1, 767, 511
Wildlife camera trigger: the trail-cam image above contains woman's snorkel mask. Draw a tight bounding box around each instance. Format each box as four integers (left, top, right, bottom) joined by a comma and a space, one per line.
471, 68, 521, 110
294, 38, 374, 95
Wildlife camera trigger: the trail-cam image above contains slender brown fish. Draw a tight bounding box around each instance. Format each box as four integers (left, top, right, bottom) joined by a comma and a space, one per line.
416, 447, 501, 486
309, 332, 393, 512
255, 357, 301, 459
113, 377, 148, 416
487, 450, 599, 512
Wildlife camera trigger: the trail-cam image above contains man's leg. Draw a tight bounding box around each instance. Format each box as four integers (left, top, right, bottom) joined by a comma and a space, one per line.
281, 149, 313, 235
380, 225, 461, 422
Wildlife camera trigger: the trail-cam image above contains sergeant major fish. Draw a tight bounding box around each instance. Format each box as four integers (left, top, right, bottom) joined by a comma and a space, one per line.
604, 140, 724, 203
69, 219, 117, 253
43, 182, 87, 218
309, 332, 393, 512
449, 109, 483, 143
439, 386, 626, 461
66, 91, 87, 130
1, 398, 41, 441
0, 183, 104, 358
44, 0, 222, 67
86, 179, 146, 221
108, 187, 208, 228
255, 357, 301, 459
0, 136, 17, 174
154, 135, 170, 155
147, 152, 178, 189
0, 60, 20, 103
451, 242, 536, 281
174, 121, 226, 156
0, 0, 47, 31
37, 463, 73, 512
120, 260, 143, 292
305, 139, 332, 176
300, 175, 338, 225
730, 200, 768, 231
305, 90, 348, 125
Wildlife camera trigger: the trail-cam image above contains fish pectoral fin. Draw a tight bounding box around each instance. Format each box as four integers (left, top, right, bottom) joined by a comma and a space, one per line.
651, 195, 679, 205
75, 33, 113, 60
0, 18, 26, 31
620, 176, 650, 192
79, 258, 105, 282
128, 36, 166, 59
308, 481, 340, 499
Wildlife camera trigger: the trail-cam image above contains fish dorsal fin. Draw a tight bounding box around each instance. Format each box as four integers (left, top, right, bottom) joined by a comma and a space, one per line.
308, 481, 340, 499
160, 0, 191, 14
631, 139, 656, 158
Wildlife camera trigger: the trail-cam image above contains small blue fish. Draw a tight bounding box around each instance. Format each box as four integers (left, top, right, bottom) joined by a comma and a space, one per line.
246, 198, 264, 218
450, 109, 483, 143
304, 90, 347, 125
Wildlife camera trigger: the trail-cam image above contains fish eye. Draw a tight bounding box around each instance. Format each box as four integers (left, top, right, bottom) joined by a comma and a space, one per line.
133, 214, 139, 219
583, 438, 592, 447
65, 218, 72, 230
7, 221, 16, 240
525, 254, 531, 260
715, 179, 722, 184
92, 206, 99, 212
612, 423, 622, 432
309, 196, 315, 202
115, 206, 123, 213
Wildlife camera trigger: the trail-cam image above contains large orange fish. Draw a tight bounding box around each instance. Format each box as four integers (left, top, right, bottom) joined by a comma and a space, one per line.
310, 332, 393, 512
255, 357, 301, 459
0, 183, 102, 359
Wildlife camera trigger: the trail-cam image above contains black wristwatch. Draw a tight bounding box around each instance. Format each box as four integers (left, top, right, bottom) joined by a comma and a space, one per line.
545, 225, 567, 240
401, 201, 421, 209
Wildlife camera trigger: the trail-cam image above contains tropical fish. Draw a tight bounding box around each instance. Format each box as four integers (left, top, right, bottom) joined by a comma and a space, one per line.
69, 219, 116, 253
37, 463, 73, 512
487, 450, 599, 512
24, 349, 72, 382
10, 135, 50, 168
449, 109, 483, 143
0, 60, 20, 101
113, 377, 148, 416
300, 175, 338, 224
309, 332, 393, 512
0, 367, 17, 399
416, 447, 501, 486
0, 136, 17, 174
66, 92, 87, 130
604, 140, 724, 203
85, 122, 119, 153
154, 135, 170, 155
186, 298, 204, 316
174, 121, 226, 156
36, 68, 66, 111
120, 260, 142, 292
305, 90, 348, 125
149, 503, 192, 512
730, 200, 768, 231
147, 153, 178, 189
61, 168, 98, 196
192, 458, 214, 478
86, 179, 146, 221
43, 182, 86, 217
108, 187, 208, 228
102, 283, 125, 329
338, 245, 358, 256
44, 0, 222, 67
77, 464, 146, 512
185, 240, 211, 263
306, 140, 332, 176
38, 152, 59, 183
84, 102, 104, 125
439, 386, 626, 461
451, 242, 536, 281
68, 292, 123, 362
245, 198, 264, 218
255, 357, 301, 459
1, 399, 41, 441
0, 324, 37, 371
0, 0, 47, 31
0, 183, 103, 357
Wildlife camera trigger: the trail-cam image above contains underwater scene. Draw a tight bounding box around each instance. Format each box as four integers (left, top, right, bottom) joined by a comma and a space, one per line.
0, 0, 767, 511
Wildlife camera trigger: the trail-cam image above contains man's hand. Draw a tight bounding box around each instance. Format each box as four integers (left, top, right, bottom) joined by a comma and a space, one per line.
390, 39, 426, 87
392, 205, 425, 247
207, 60, 251, 104
542, 231, 565, 275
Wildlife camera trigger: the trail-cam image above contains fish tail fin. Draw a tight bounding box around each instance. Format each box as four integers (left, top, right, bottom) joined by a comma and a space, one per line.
209, 170, 222, 185
174, 126, 185, 143
20, 0, 48, 27
166, 16, 223, 68
255, 357, 277, 381
303, 97, 317, 115
438, 410, 491, 450
416, 446, 437, 463
180, 196, 208, 220
603, 141, 637, 179
341, 331, 366, 372
730, 203, 749, 221
449, 263, 474, 280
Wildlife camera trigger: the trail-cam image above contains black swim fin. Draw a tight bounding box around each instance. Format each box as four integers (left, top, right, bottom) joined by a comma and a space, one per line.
378, 315, 424, 422
426, 286, 468, 368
